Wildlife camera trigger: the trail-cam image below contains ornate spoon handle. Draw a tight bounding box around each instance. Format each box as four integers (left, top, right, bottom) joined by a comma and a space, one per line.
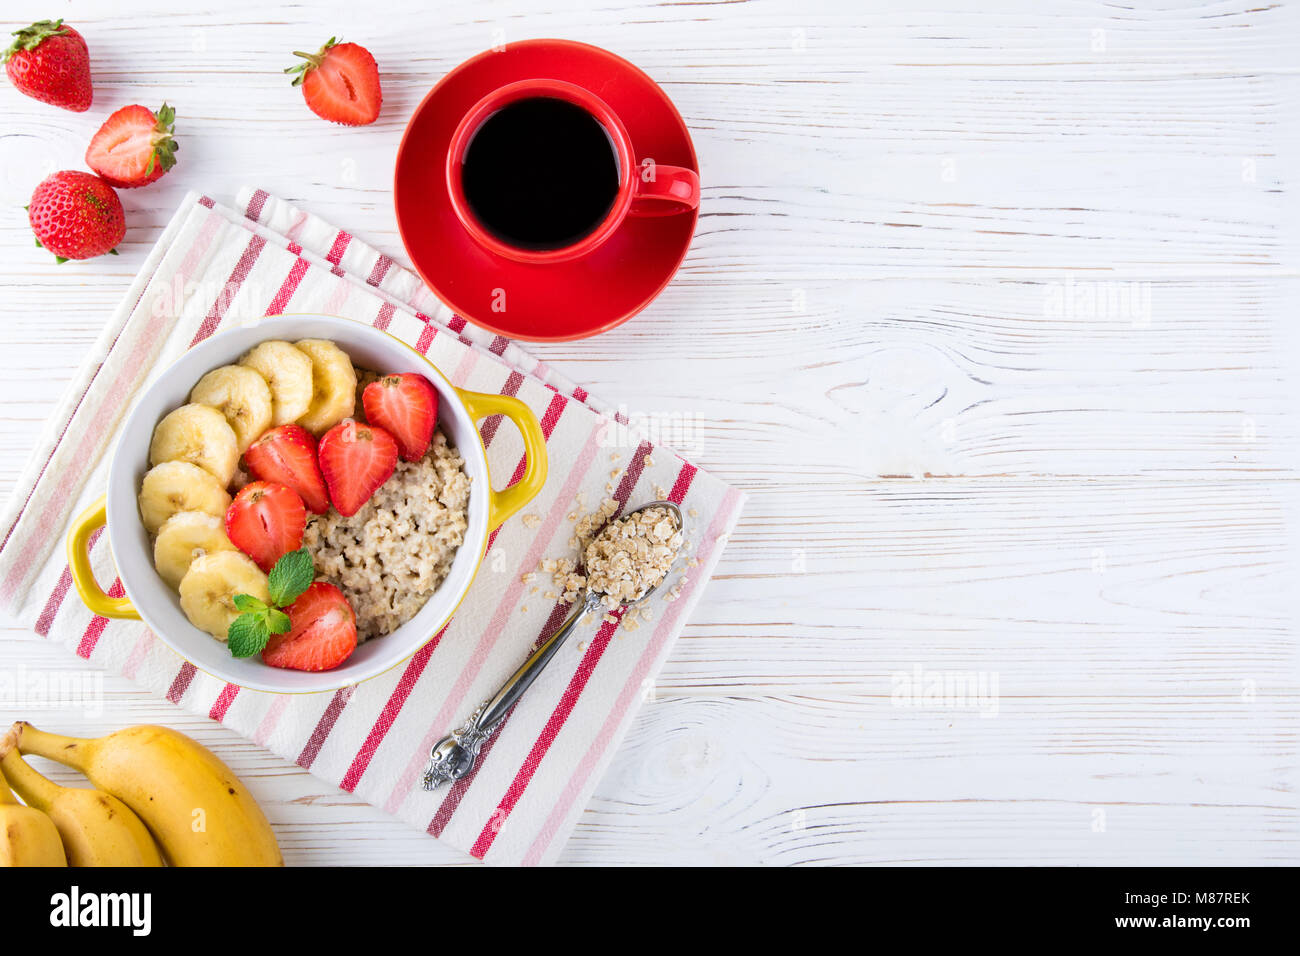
419, 593, 600, 790
474, 591, 602, 735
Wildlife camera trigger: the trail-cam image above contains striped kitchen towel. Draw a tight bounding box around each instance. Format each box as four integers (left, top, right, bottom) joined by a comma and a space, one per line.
0, 188, 744, 866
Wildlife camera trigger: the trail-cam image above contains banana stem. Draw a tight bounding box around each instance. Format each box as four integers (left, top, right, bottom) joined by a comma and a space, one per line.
12, 721, 91, 771
0, 747, 61, 811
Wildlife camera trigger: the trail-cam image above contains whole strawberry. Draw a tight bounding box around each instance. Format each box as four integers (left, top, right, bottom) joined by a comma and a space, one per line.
3, 19, 92, 112
28, 171, 125, 262
87, 103, 179, 188
285, 38, 381, 126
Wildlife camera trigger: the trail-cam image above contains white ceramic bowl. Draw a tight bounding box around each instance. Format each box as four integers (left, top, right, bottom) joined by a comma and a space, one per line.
66, 314, 547, 693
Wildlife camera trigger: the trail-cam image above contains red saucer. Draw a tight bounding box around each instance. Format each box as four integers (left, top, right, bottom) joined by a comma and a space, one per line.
394, 39, 699, 342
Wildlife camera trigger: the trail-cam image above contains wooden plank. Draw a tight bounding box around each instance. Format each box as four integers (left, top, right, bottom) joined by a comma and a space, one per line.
4, 658, 1290, 865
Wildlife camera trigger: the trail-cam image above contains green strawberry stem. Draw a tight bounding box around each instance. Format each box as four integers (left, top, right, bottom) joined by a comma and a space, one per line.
284, 37, 338, 87
145, 103, 179, 176
4, 19, 68, 62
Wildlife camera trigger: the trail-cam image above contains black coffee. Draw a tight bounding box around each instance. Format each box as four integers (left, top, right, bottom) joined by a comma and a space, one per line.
462, 96, 620, 251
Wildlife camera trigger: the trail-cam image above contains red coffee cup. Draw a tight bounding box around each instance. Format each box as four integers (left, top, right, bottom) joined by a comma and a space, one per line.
446, 78, 700, 264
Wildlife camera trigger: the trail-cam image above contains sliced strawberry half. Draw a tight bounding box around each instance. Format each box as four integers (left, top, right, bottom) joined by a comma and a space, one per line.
225, 481, 306, 572
85, 103, 178, 189
285, 38, 381, 126
244, 424, 330, 515
362, 373, 437, 462
263, 581, 357, 671
317, 420, 398, 517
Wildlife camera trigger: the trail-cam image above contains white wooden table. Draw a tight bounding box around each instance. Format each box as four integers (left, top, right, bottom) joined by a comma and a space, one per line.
1, 0, 1296, 865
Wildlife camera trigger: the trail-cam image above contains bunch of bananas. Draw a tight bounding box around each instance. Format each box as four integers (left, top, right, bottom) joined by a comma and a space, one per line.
0, 722, 282, 867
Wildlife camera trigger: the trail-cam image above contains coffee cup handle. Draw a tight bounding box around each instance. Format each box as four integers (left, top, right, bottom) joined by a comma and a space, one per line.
629, 163, 700, 217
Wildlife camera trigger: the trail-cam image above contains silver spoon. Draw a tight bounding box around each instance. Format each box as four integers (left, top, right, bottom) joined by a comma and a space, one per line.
420, 500, 683, 790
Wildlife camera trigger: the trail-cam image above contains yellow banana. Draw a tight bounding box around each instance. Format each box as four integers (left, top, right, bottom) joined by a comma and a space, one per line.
0, 760, 66, 867
14, 722, 282, 867
0, 735, 162, 867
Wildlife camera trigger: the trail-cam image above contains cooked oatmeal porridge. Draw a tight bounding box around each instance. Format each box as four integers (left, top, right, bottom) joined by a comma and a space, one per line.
304, 428, 471, 642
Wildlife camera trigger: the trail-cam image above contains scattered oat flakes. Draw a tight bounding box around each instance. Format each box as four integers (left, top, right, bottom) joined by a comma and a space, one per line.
521, 513, 541, 529
644, 455, 655, 467
520, 571, 536, 584
688, 508, 699, 518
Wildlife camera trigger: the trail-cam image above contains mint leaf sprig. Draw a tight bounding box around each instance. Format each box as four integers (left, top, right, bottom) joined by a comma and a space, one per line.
227, 548, 315, 658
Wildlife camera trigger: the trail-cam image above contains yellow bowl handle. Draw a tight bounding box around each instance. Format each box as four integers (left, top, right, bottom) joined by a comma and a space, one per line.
66, 494, 139, 620
456, 388, 548, 531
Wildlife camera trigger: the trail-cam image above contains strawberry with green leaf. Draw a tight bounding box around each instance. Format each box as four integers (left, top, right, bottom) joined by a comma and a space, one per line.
3, 19, 92, 112
86, 103, 179, 189
285, 37, 381, 126
263, 582, 357, 672
227, 548, 357, 672
227, 547, 313, 657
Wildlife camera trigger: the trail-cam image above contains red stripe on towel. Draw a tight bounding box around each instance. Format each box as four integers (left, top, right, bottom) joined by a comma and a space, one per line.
165, 662, 198, 703
373, 301, 396, 331
338, 630, 445, 793
209, 683, 240, 721
415, 321, 437, 354
297, 685, 355, 769
190, 234, 267, 345
428, 440, 658, 839
264, 257, 310, 316
477, 371, 525, 446
75, 575, 123, 659
366, 255, 394, 287
324, 231, 351, 276
244, 188, 269, 222
468, 461, 694, 859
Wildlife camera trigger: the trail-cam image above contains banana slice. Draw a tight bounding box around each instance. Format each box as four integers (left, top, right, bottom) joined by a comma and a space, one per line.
294, 339, 357, 435
239, 341, 314, 427
154, 511, 238, 590
149, 403, 239, 487
190, 365, 273, 454
139, 461, 233, 534
179, 550, 271, 642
